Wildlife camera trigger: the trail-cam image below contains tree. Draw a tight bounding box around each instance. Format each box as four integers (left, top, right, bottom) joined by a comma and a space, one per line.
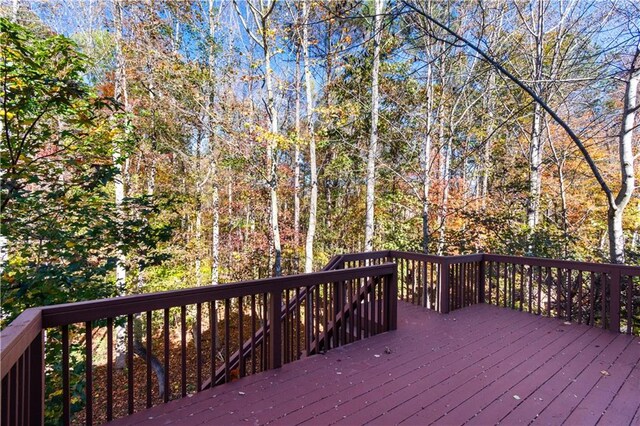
364, 0, 385, 252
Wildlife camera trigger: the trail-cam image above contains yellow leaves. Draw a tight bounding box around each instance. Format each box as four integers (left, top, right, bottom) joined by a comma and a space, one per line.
65, 241, 76, 248
0, 110, 15, 120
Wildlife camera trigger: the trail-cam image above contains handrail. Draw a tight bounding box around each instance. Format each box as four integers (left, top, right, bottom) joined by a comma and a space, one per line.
0, 308, 42, 379
484, 253, 640, 275
40, 265, 389, 328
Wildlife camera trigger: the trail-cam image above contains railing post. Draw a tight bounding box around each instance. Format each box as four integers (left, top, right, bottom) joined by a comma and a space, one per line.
29, 331, 44, 425
610, 268, 621, 333
386, 265, 398, 331
478, 256, 486, 304
439, 260, 450, 314
269, 290, 282, 369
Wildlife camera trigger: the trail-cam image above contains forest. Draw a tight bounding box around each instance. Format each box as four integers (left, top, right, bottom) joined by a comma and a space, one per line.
2, 0, 640, 324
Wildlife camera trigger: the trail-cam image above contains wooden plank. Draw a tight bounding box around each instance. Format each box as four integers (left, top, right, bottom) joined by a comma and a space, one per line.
528, 334, 631, 424
564, 336, 640, 424
466, 325, 606, 425
105, 303, 640, 426
598, 354, 640, 425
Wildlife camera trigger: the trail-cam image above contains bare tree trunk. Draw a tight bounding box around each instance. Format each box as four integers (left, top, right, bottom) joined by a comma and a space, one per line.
421, 58, 433, 254
207, 0, 220, 286
11, 0, 18, 22
364, 0, 384, 252
526, 1, 545, 240
113, 0, 128, 294
481, 73, 496, 209
608, 47, 639, 264
294, 50, 301, 253
112, 0, 129, 370
437, 133, 451, 256
303, 0, 318, 272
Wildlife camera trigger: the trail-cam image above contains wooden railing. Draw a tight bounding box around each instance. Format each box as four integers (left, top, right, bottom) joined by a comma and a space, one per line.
483, 254, 640, 335
336, 251, 639, 335
0, 263, 397, 425
2, 250, 639, 425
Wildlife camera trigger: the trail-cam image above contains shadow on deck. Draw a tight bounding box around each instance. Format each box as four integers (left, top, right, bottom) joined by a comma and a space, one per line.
112, 302, 640, 425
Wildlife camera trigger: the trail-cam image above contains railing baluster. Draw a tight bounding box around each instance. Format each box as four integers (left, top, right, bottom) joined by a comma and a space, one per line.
180, 306, 187, 397
546, 267, 552, 317
62, 324, 69, 426
196, 303, 202, 390
163, 308, 170, 403
106, 317, 113, 421
537, 266, 542, 315
610, 269, 621, 332
566, 270, 573, 322
323, 283, 329, 351
519, 264, 524, 311
2, 365, 8, 425
305, 287, 311, 355
602, 273, 608, 329
578, 272, 583, 325
627, 276, 634, 335
127, 313, 134, 414
224, 299, 230, 382
85, 321, 93, 425
528, 265, 533, 313
251, 295, 256, 372
238, 297, 245, 377
146, 311, 153, 405
589, 272, 596, 326
210, 301, 217, 383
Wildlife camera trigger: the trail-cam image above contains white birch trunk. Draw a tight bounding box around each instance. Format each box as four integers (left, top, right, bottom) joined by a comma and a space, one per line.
526, 1, 545, 236
421, 57, 433, 253
608, 48, 639, 263
113, 0, 127, 292
262, 10, 282, 276
303, 0, 318, 272
364, 0, 384, 253
294, 50, 301, 253
208, 0, 220, 285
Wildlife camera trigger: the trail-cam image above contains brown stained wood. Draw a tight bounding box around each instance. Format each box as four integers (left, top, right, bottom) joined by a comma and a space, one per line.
589, 272, 596, 326
106, 318, 113, 421
250, 296, 256, 374
108, 303, 640, 426
85, 321, 93, 426
146, 311, 152, 406
163, 308, 170, 403
627, 275, 635, 335
238, 298, 245, 377
127, 314, 134, 415
563, 338, 640, 425
537, 266, 542, 315
180, 306, 187, 397
224, 299, 230, 382
195, 304, 202, 391
578, 271, 583, 324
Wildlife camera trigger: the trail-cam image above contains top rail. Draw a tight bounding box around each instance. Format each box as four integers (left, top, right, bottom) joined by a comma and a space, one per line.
0, 308, 42, 380
40, 264, 395, 327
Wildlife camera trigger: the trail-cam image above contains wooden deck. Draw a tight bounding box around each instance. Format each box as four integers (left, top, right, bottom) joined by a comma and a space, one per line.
111, 302, 640, 425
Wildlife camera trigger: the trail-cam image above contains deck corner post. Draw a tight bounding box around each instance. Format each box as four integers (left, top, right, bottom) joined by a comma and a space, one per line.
387, 264, 398, 330
439, 260, 450, 314
29, 330, 45, 425
609, 268, 621, 333
478, 256, 486, 304
269, 290, 282, 369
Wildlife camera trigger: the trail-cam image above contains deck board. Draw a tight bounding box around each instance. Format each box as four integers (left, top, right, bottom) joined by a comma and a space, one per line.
110, 302, 640, 426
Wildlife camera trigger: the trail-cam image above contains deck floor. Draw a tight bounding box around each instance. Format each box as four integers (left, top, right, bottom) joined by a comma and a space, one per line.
113, 302, 640, 425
